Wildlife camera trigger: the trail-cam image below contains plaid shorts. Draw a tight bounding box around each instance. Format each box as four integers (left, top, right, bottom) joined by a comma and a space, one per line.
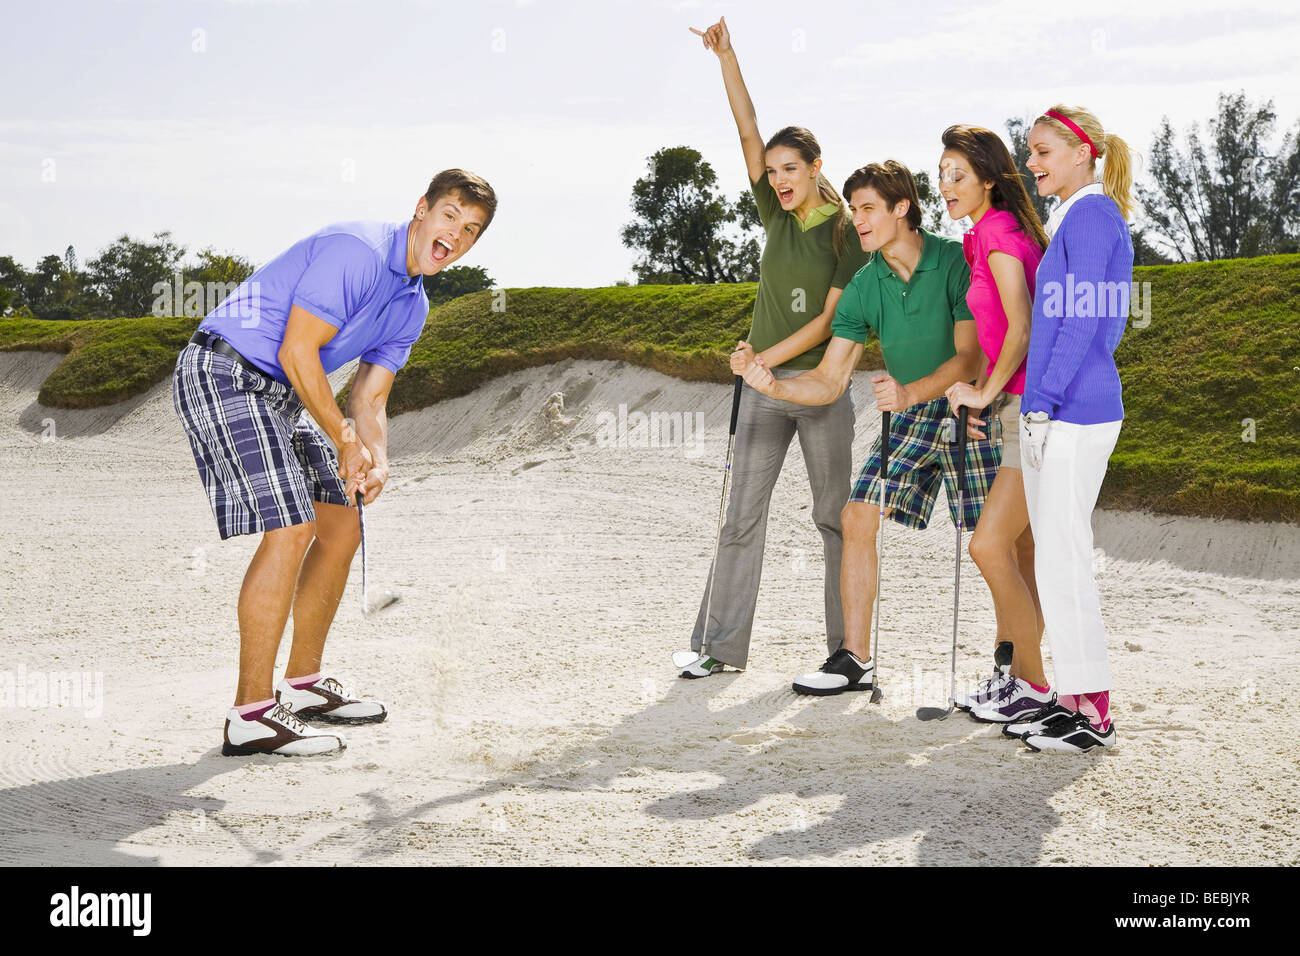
849, 397, 1001, 531
172, 343, 350, 540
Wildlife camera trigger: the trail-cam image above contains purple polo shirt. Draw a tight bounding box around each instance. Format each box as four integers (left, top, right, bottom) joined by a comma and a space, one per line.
198, 220, 428, 385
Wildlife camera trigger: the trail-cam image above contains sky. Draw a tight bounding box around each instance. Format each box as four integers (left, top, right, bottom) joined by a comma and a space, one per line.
2, 0, 1298, 287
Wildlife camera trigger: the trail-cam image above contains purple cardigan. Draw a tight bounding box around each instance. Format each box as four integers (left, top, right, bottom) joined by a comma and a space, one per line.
1021, 194, 1133, 424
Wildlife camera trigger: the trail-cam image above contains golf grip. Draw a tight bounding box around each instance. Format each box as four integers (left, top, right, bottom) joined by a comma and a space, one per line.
729, 375, 743, 436
955, 405, 970, 507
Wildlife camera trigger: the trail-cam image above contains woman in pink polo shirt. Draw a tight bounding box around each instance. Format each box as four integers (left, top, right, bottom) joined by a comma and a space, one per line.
936, 125, 1052, 725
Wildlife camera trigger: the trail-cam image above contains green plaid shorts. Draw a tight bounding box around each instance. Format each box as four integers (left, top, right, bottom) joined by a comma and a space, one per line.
849, 397, 1000, 531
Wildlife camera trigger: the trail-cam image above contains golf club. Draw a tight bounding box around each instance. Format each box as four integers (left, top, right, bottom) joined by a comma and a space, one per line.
357, 490, 400, 617
673, 375, 745, 670
868, 410, 891, 703
917, 403, 970, 721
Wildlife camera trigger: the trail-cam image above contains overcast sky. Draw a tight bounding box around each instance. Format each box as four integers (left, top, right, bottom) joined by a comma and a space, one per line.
2, 0, 1297, 287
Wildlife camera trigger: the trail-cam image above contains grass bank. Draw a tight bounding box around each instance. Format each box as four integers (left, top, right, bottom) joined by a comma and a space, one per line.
2, 255, 1296, 521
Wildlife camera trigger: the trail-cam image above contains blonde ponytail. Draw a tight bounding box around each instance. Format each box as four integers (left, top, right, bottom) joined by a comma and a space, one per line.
1099, 131, 1136, 221
1037, 104, 1137, 221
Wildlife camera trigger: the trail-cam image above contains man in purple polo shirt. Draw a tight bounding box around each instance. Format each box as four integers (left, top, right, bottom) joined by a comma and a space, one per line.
173, 168, 497, 757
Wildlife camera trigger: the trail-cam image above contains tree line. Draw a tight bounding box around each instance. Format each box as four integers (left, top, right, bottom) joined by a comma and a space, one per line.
621, 92, 1300, 283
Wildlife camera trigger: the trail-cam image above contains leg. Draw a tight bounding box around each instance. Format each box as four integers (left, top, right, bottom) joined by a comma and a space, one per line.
286, 500, 362, 679
235, 521, 316, 706
1012, 525, 1045, 640
691, 385, 797, 668
839, 501, 880, 660
794, 386, 855, 653
968, 467, 1045, 687
1028, 420, 1122, 695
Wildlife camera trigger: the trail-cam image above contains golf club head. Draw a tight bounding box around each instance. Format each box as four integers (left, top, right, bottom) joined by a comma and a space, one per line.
363, 591, 401, 616
869, 686, 883, 703
915, 703, 955, 721
672, 650, 702, 669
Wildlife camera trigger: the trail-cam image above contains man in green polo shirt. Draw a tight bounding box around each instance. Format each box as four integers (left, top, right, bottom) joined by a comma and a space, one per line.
736, 160, 998, 695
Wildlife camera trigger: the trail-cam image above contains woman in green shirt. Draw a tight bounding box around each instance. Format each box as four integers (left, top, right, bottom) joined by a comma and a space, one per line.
680, 17, 869, 678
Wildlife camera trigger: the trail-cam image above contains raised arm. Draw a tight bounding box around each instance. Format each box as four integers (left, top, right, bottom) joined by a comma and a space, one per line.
690, 17, 765, 183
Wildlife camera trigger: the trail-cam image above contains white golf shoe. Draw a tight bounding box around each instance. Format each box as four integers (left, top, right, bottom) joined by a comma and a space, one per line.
275, 675, 388, 724
222, 702, 346, 757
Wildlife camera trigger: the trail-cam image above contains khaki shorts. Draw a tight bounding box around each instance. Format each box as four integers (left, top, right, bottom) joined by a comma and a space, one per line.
995, 392, 1022, 470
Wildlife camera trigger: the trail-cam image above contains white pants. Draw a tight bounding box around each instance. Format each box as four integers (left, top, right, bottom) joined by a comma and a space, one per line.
1021, 418, 1122, 694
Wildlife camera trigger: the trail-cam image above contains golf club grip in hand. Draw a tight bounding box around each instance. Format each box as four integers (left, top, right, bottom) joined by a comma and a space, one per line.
880, 411, 891, 503
955, 405, 970, 494
729, 375, 743, 436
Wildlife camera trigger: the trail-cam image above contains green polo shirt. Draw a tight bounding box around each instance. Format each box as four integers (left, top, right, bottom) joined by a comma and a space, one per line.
830, 229, 974, 386
749, 175, 870, 370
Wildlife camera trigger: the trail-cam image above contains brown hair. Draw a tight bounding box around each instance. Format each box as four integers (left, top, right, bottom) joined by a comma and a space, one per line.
842, 160, 922, 231
941, 125, 1049, 250
1033, 105, 1136, 220
423, 168, 498, 236
764, 126, 848, 258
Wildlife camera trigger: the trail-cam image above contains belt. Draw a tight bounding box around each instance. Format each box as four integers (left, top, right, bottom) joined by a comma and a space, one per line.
190, 330, 264, 375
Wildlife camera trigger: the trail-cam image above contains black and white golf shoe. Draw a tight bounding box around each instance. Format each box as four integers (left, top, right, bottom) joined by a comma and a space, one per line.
1002, 701, 1077, 739
792, 648, 874, 696
1022, 711, 1116, 753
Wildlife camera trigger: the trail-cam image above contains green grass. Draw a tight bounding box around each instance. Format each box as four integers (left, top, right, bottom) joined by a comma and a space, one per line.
3, 255, 1297, 522
0, 315, 198, 408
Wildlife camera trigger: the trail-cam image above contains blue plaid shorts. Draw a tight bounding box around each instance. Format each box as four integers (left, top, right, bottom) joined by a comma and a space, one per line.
849, 397, 1001, 531
172, 343, 350, 539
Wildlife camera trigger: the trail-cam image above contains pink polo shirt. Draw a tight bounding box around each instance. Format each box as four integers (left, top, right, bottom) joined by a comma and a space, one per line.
962, 208, 1043, 396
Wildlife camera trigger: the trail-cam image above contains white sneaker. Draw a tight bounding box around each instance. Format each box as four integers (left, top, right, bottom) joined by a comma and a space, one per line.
222, 703, 346, 756
679, 655, 726, 679
276, 676, 387, 724
969, 678, 1054, 723
954, 671, 1011, 711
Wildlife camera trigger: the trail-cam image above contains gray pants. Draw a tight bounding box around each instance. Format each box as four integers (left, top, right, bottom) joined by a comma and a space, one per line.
690, 370, 855, 668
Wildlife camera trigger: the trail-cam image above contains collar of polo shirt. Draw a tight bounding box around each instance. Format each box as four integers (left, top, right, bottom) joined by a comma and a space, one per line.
794, 202, 842, 232
869, 228, 940, 281
391, 220, 422, 281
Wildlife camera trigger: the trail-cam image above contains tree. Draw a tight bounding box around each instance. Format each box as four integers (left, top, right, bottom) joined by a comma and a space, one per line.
188, 247, 255, 287
422, 264, 494, 305
1138, 92, 1300, 261
913, 169, 952, 234
22, 254, 84, 321
86, 231, 186, 317
0, 256, 28, 316
621, 146, 761, 284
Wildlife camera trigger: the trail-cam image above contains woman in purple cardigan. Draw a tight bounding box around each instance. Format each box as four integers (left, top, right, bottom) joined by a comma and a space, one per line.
1002, 104, 1136, 753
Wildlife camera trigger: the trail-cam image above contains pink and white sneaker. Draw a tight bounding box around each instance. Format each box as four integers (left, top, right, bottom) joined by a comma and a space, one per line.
275, 676, 388, 725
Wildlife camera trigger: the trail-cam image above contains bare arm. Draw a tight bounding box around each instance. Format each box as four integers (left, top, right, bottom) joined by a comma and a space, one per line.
345, 361, 395, 504
757, 286, 843, 369
974, 251, 1031, 403
742, 335, 863, 406
691, 17, 765, 183
277, 304, 372, 495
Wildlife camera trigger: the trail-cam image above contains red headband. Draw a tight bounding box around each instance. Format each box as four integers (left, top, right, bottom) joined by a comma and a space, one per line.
1045, 109, 1098, 159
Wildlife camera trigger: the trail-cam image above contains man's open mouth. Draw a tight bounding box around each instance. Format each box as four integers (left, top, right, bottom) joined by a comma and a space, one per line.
432, 238, 453, 263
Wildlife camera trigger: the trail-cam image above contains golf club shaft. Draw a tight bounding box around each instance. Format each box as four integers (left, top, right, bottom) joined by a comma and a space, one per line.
948, 405, 970, 704
872, 411, 891, 675
700, 376, 744, 659
356, 491, 369, 614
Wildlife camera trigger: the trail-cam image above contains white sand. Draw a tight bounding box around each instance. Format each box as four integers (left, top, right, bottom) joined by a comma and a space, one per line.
1, 351, 1297, 866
